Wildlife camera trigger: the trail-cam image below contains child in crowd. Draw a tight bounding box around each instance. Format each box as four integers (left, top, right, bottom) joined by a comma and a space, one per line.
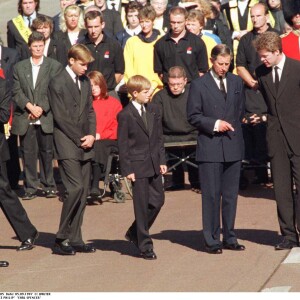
117, 75, 167, 260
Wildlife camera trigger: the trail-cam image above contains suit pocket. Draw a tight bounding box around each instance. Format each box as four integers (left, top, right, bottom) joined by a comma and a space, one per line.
130, 154, 145, 162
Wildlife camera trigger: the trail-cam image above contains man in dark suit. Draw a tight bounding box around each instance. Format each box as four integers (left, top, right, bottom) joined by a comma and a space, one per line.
48, 44, 96, 256
0, 45, 21, 190
187, 44, 246, 254
254, 31, 300, 250
0, 75, 38, 257
118, 75, 167, 260
7, 0, 41, 60
12, 31, 63, 200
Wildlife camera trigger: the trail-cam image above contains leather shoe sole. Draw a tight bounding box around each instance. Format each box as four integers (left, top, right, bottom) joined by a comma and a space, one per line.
17, 231, 39, 251
22, 193, 37, 200
0, 261, 9, 267
223, 242, 245, 251
141, 249, 157, 260
72, 244, 96, 253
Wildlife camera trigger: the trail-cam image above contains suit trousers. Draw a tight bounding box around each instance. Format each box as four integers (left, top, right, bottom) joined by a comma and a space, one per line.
20, 125, 55, 193
0, 160, 37, 242
199, 161, 241, 248
56, 159, 91, 245
6, 134, 21, 189
270, 132, 300, 243
128, 174, 165, 252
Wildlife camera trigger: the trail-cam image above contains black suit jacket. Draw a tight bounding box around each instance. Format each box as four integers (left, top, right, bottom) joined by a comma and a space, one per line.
117, 102, 166, 179
0, 46, 20, 87
256, 57, 300, 157
0, 78, 10, 162
48, 69, 96, 161
187, 72, 245, 162
7, 13, 45, 59
11, 57, 63, 136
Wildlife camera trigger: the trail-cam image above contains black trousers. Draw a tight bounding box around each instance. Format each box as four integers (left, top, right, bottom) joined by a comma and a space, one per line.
0, 160, 37, 242
128, 174, 165, 252
199, 161, 241, 248
270, 132, 300, 243
19, 125, 56, 193
56, 159, 91, 245
6, 134, 21, 189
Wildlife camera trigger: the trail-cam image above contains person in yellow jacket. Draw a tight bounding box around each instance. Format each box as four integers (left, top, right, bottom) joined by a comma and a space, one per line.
124, 5, 163, 96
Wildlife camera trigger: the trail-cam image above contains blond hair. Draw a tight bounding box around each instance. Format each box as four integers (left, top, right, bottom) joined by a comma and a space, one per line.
127, 75, 151, 97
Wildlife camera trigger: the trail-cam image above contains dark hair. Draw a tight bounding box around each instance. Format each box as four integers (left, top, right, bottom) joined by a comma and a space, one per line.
18, 0, 40, 14
84, 10, 104, 24
169, 6, 188, 19
31, 15, 53, 34
28, 31, 45, 46
125, 1, 143, 15
211, 44, 232, 60
87, 71, 108, 99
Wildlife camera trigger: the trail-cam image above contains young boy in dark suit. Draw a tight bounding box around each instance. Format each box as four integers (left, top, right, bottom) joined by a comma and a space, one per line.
117, 75, 167, 260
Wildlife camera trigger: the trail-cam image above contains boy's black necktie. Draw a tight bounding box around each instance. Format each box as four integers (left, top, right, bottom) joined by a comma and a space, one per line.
274, 66, 279, 93
141, 105, 148, 129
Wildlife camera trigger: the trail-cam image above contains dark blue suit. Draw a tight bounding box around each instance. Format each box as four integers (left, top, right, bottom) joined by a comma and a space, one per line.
187, 71, 245, 248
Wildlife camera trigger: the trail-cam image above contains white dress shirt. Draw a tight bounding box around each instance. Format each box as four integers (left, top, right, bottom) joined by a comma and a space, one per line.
272, 54, 286, 82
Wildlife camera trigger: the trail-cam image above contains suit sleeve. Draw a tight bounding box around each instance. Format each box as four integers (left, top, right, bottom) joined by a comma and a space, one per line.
117, 110, 133, 177
7, 22, 16, 49
12, 64, 30, 111
48, 78, 83, 148
0, 79, 10, 124
187, 80, 217, 135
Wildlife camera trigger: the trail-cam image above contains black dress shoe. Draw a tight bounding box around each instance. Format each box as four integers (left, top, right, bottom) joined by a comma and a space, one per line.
275, 239, 298, 250
125, 229, 138, 248
44, 190, 57, 198
0, 261, 9, 267
165, 184, 184, 191
141, 249, 157, 260
223, 242, 245, 251
206, 245, 223, 254
22, 192, 37, 200
52, 241, 76, 255
17, 231, 39, 251
72, 244, 96, 253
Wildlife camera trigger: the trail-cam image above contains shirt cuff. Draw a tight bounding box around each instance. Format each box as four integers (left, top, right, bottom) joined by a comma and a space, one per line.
214, 120, 220, 132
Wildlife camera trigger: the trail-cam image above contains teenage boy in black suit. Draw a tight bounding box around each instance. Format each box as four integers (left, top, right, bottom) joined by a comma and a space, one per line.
117, 75, 167, 260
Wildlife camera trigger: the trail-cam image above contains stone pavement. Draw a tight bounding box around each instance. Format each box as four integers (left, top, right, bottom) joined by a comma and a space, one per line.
1, 175, 300, 293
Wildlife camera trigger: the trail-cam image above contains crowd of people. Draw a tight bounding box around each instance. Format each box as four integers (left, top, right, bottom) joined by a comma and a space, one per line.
1, 0, 300, 267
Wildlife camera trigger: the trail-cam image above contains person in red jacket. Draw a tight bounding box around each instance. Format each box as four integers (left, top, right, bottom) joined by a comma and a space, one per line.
87, 71, 122, 199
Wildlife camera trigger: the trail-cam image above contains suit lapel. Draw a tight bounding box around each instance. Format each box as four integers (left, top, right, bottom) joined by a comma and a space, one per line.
277, 58, 290, 100
64, 70, 81, 105
79, 77, 88, 116
34, 57, 48, 89
129, 102, 149, 135
204, 73, 226, 110
146, 104, 154, 137
262, 67, 276, 99
24, 61, 34, 91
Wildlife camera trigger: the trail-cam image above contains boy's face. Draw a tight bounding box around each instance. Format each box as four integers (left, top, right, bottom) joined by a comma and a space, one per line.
127, 9, 140, 29
133, 89, 150, 104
